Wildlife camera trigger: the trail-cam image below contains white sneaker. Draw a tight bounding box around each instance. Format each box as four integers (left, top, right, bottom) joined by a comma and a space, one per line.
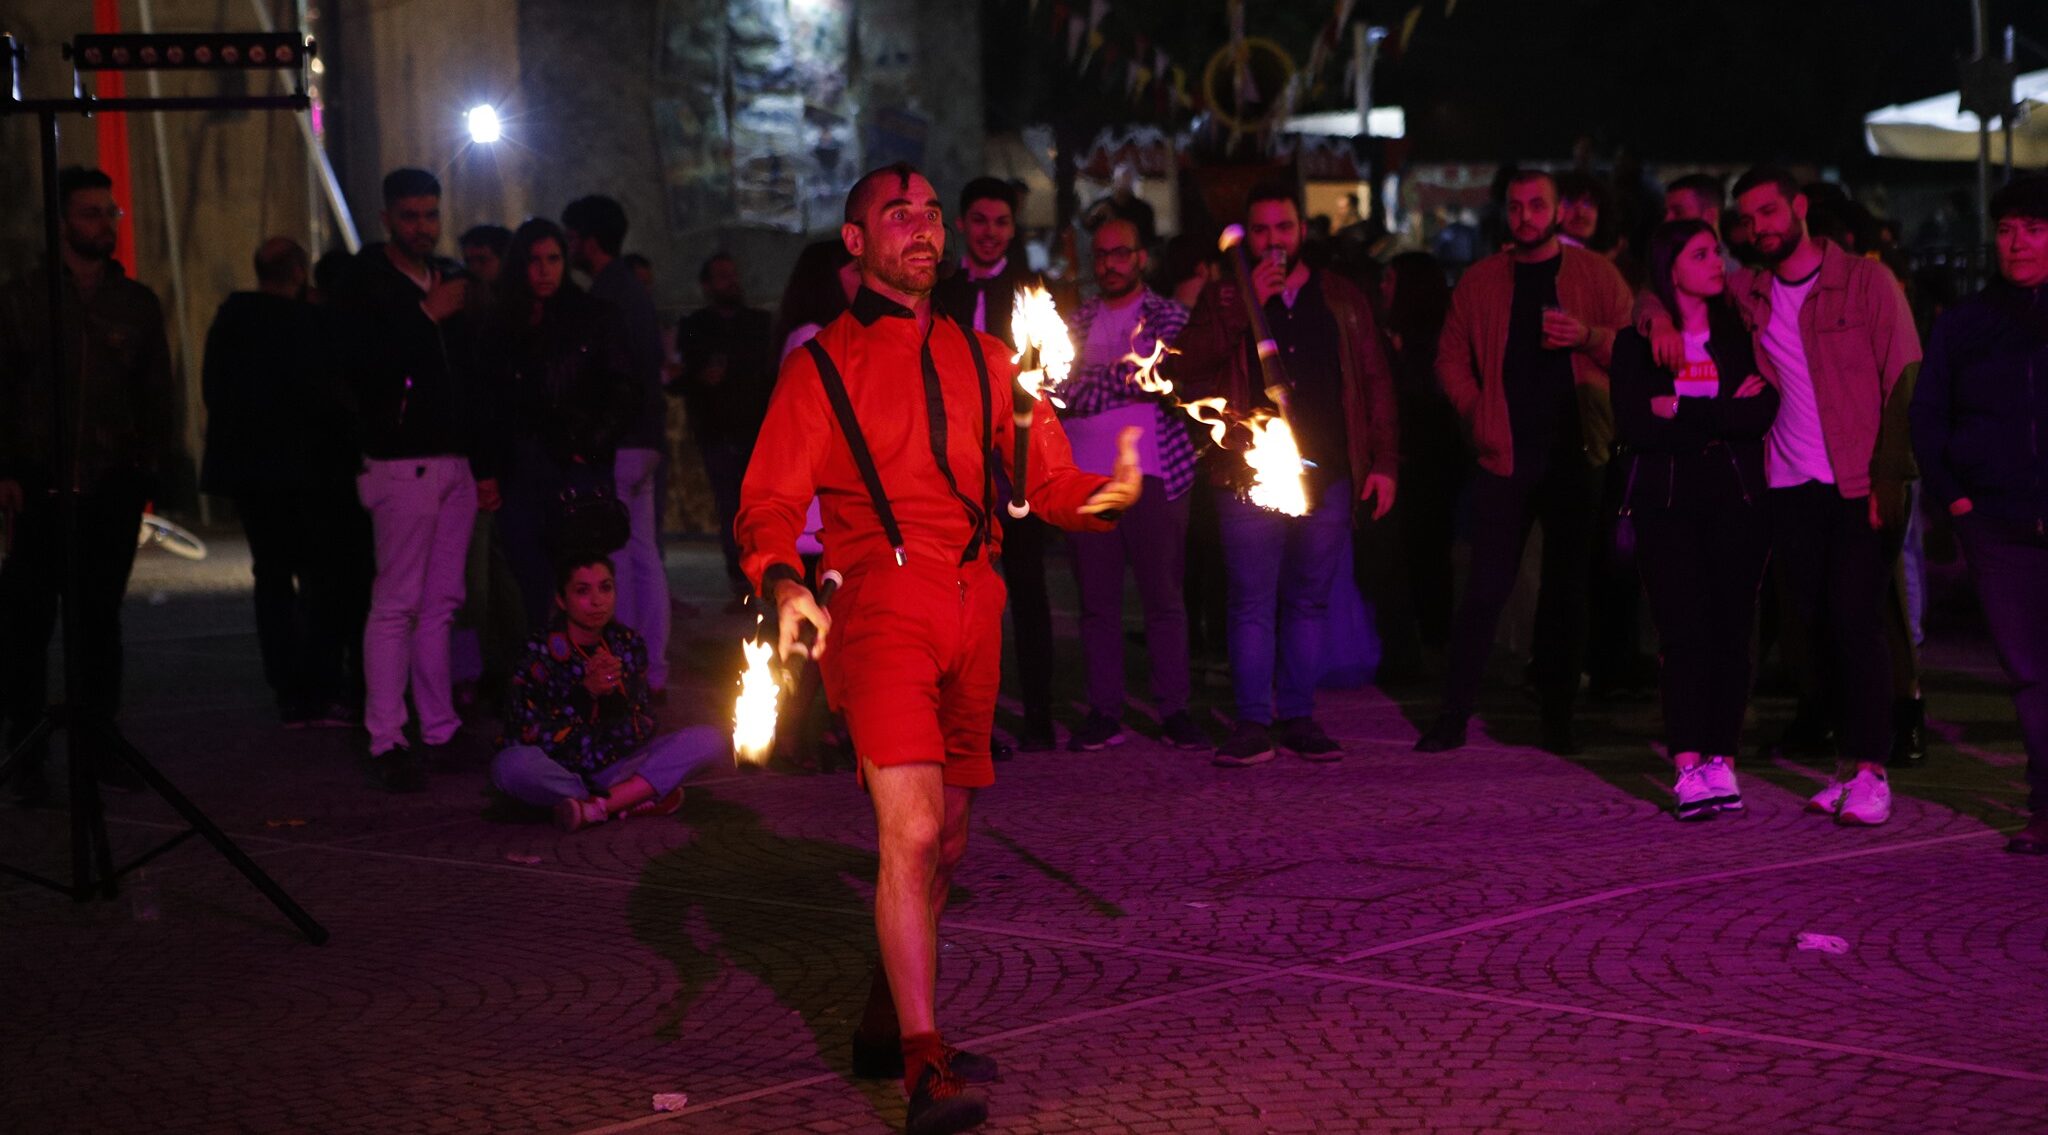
1673, 764, 1720, 822
1701, 757, 1743, 813
1836, 769, 1892, 826
1806, 779, 1848, 816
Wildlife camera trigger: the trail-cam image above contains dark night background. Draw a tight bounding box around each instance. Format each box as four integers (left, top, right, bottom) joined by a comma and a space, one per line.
985, 0, 2048, 169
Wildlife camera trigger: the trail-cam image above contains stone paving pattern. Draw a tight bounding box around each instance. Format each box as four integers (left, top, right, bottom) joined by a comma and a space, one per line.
1, 538, 2042, 1134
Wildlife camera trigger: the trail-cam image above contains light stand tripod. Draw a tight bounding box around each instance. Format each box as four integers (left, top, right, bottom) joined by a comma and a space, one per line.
0, 31, 328, 944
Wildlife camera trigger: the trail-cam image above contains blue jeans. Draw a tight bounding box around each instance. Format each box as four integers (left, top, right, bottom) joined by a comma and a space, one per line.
490, 725, 729, 806
1216, 477, 1352, 724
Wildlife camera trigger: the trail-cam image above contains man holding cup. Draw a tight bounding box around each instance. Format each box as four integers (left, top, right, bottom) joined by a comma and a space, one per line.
1416, 168, 1633, 756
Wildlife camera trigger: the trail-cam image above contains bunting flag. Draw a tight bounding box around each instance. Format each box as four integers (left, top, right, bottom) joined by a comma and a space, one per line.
1302, 0, 1356, 92
1398, 4, 1423, 53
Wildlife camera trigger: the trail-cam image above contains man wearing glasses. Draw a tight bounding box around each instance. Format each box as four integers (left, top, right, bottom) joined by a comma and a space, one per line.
1056, 218, 1204, 752
0, 167, 179, 804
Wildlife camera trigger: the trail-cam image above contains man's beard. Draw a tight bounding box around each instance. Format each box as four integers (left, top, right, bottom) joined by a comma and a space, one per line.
872, 247, 939, 296
66, 233, 115, 262
1511, 219, 1559, 251
1096, 271, 1138, 299
1749, 216, 1805, 267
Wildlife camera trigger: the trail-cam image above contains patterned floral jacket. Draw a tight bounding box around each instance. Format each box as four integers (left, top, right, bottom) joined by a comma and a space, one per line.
503, 623, 655, 775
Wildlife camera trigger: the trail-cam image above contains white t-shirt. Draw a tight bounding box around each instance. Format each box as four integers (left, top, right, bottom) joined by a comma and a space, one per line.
1673, 328, 1720, 399
1760, 271, 1834, 488
1064, 298, 1162, 479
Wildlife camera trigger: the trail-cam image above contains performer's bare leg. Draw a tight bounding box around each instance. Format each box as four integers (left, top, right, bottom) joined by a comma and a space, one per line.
865, 761, 950, 1037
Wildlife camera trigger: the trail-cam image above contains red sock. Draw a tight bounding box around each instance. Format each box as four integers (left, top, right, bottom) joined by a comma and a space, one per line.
900, 1030, 944, 1096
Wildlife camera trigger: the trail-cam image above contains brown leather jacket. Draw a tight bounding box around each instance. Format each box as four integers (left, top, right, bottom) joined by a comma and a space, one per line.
1164, 268, 1399, 498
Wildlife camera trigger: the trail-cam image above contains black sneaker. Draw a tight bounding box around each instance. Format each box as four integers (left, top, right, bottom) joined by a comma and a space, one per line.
1413, 713, 1468, 753
1161, 711, 1208, 750
851, 1032, 1000, 1084
364, 746, 427, 793
1015, 723, 1058, 753
1211, 720, 1275, 768
1276, 717, 1342, 762
903, 1059, 988, 1135
305, 702, 362, 730
1068, 711, 1125, 752
1890, 696, 1927, 768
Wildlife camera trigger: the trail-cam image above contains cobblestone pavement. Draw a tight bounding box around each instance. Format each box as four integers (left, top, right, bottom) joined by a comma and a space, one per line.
2, 537, 2041, 1134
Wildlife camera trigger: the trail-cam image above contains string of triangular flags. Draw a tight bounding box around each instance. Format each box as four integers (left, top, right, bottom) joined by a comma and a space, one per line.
1018, 0, 1457, 122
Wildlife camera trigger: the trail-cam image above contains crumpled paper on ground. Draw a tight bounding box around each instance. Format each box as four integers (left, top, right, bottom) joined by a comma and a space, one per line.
1796, 932, 1850, 954
651, 1092, 689, 1112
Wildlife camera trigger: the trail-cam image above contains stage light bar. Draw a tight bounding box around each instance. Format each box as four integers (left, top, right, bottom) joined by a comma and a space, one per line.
68, 33, 313, 72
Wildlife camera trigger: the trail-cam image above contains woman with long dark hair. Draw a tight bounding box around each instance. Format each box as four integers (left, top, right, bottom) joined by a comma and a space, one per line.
1610, 219, 1780, 820
477, 218, 640, 629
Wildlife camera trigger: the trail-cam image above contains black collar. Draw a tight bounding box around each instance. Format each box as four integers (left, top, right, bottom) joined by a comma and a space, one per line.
851, 286, 918, 326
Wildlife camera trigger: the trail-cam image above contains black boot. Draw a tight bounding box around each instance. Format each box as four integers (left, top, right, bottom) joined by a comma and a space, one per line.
1414, 713, 1468, 753
1889, 696, 1927, 768
1540, 698, 1581, 756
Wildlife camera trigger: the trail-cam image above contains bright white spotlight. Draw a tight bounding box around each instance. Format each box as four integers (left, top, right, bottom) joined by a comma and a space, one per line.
466, 104, 502, 144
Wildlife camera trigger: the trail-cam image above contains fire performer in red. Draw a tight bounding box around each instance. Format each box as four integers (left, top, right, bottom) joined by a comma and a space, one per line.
737, 163, 1141, 1135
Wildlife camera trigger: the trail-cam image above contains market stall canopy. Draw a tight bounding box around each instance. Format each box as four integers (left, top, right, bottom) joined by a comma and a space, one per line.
1864, 68, 2048, 166
1283, 106, 1406, 140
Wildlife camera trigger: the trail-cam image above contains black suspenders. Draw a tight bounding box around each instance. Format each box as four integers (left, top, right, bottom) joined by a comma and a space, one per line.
803, 319, 994, 568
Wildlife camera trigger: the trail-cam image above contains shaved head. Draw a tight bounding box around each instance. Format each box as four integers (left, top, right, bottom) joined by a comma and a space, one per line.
845, 161, 923, 226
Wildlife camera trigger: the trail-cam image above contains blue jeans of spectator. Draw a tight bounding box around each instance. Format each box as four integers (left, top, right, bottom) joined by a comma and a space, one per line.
1216, 476, 1352, 725
490, 724, 729, 806
1953, 514, 2048, 816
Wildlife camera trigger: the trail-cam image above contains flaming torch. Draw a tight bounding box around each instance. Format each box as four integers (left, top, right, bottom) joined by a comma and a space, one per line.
1216, 224, 1299, 429
1183, 398, 1311, 517
1007, 284, 1075, 518
732, 570, 842, 765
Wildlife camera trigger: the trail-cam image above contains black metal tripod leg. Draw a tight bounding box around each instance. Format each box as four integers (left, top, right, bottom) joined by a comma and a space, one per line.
0, 713, 56, 784
100, 727, 330, 945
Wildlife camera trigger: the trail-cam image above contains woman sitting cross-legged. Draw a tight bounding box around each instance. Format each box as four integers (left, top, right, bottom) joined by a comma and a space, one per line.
492, 553, 727, 831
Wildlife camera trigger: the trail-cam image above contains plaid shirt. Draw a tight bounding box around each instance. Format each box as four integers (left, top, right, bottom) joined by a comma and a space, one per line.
1059, 289, 1198, 499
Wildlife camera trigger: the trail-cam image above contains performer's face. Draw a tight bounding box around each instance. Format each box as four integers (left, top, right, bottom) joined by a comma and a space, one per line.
556, 564, 616, 635
843, 172, 945, 299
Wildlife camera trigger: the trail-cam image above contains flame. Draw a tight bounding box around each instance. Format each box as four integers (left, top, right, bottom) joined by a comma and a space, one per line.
1010, 284, 1075, 406
1122, 332, 1175, 397
732, 629, 782, 764
1182, 397, 1310, 516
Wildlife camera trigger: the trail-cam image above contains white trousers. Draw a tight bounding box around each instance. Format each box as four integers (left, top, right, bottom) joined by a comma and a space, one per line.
612, 447, 671, 689
357, 457, 477, 752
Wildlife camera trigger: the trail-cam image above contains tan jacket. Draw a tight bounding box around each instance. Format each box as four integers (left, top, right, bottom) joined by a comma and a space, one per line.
1436, 245, 1633, 476
1725, 241, 1920, 499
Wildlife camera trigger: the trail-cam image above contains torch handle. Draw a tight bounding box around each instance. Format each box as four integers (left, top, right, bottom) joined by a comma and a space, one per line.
785, 569, 843, 662
1008, 405, 1033, 518
1220, 241, 1295, 402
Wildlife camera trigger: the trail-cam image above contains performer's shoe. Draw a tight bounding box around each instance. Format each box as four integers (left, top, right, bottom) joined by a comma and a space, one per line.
903, 1059, 988, 1135
852, 1032, 998, 1084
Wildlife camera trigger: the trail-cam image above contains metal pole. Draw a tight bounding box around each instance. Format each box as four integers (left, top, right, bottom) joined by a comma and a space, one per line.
249, 0, 359, 252
2006, 25, 2017, 183
135, 0, 207, 525
1974, 0, 1991, 251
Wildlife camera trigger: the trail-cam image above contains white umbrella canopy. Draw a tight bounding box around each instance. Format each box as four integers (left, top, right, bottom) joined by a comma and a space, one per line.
1865, 67, 2048, 166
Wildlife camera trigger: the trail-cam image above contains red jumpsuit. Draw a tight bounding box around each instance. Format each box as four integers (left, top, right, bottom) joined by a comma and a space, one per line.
737, 290, 1111, 788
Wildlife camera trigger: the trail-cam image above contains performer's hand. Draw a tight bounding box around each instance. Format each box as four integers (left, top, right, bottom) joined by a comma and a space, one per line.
475, 478, 502, 512
1080, 426, 1145, 516
1359, 472, 1397, 521
0, 478, 21, 516
773, 578, 832, 663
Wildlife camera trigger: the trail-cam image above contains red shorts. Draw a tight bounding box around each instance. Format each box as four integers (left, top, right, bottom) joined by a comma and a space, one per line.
821, 557, 1007, 790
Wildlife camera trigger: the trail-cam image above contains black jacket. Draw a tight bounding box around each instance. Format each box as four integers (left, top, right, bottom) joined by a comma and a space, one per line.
673, 304, 775, 446
474, 285, 639, 485
331, 243, 480, 466
1610, 309, 1779, 511
932, 258, 1037, 348
1911, 279, 2048, 528
0, 262, 179, 493
199, 291, 359, 496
